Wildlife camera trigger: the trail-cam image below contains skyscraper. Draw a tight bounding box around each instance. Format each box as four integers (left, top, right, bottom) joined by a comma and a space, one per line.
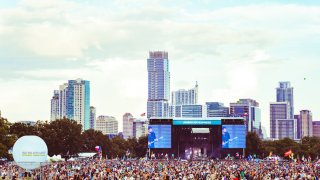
173, 104, 203, 118
58, 83, 68, 119
300, 110, 313, 137
230, 99, 261, 135
270, 102, 290, 139
66, 79, 90, 130
171, 82, 198, 105
206, 102, 229, 117
90, 106, 96, 129
294, 114, 301, 139
50, 78, 90, 131
276, 119, 297, 140
276, 82, 294, 119
133, 118, 149, 139
147, 51, 170, 118
50, 90, 60, 121
312, 121, 320, 137
123, 113, 134, 139
95, 115, 118, 134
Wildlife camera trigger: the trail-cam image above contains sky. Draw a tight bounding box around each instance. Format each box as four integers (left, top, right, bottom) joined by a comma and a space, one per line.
0, 0, 319, 137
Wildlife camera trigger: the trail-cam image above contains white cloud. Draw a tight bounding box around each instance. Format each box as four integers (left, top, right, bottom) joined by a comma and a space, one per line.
0, 0, 320, 135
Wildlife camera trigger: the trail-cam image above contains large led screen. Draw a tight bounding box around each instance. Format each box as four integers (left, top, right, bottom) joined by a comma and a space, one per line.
148, 125, 171, 148
222, 125, 246, 148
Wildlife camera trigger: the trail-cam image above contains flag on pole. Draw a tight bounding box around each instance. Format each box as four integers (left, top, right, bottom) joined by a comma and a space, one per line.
284, 150, 292, 157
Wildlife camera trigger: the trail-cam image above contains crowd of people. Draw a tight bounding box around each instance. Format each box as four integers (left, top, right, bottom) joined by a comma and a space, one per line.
0, 158, 320, 180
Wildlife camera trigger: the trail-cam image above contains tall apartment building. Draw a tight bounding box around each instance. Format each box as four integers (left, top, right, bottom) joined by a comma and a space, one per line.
50, 90, 60, 121
50, 78, 90, 131
133, 118, 149, 139
172, 104, 203, 118
230, 99, 261, 135
147, 51, 170, 118
171, 82, 198, 105
90, 106, 96, 129
123, 113, 134, 139
95, 115, 118, 134
300, 110, 313, 137
313, 121, 320, 137
270, 102, 296, 139
170, 83, 202, 118
276, 82, 294, 119
206, 102, 229, 117
294, 114, 302, 139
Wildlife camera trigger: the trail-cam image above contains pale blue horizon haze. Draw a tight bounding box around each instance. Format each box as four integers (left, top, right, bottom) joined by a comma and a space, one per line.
0, 0, 319, 137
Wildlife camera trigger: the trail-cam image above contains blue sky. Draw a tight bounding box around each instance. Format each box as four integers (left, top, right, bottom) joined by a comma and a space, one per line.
0, 0, 319, 137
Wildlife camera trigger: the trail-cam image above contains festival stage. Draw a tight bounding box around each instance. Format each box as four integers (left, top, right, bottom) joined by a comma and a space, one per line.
148, 117, 246, 159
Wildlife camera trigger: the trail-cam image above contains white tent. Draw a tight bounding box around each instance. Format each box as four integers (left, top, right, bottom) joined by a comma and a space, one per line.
67, 157, 75, 161
78, 152, 96, 158
48, 155, 65, 162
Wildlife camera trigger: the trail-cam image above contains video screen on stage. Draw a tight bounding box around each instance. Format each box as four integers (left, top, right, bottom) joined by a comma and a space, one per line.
221, 125, 246, 148
148, 125, 171, 148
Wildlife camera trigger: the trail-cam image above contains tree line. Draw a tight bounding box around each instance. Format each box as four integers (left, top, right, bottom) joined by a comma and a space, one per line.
1, 116, 320, 160
0, 117, 147, 160
246, 132, 320, 159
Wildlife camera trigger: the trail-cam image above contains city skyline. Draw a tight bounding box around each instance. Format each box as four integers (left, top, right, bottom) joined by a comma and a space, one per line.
0, 0, 320, 137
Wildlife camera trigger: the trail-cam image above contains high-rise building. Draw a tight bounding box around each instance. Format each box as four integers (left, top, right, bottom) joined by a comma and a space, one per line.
270, 102, 290, 139
171, 82, 198, 105
173, 105, 203, 118
230, 99, 261, 135
50, 78, 90, 131
58, 83, 68, 119
50, 90, 60, 121
90, 106, 96, 129
147, 51, 170, 118
276, 82, 294, 119
294, 114, 301, 139
170, 83, 200, 118
95, 115, 118, 134
133, 118, 149, 139
206, 102, 229, 117
66, 79, 90, 130
261, 126, 267, 139
123, 113, 134, 139
275, 119, 297, 139
300, 110, 313, 137
312, 121, 320, 137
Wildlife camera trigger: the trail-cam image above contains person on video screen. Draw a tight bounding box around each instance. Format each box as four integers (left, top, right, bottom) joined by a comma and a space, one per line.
222, 127, 231, 148
148, 126, 158, 148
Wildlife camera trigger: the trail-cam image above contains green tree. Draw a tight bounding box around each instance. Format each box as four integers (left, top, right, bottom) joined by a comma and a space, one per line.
126, 137, 138, 157
246, 132, 262, 157
108, 136, 128, 158
0, 117, 16, 159
81, 129, 111, 158
9, 122, 37, 138
275, 138, 299, 157
134, 135, 148, 158
300, 136, 320, 158
260, 140, 277, 158
38, 118, 82, 156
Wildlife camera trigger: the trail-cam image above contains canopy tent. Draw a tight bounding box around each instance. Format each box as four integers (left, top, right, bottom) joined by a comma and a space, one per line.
47, 155, 65, 162
78, 152, 96, 158
67, 157, 75, 161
